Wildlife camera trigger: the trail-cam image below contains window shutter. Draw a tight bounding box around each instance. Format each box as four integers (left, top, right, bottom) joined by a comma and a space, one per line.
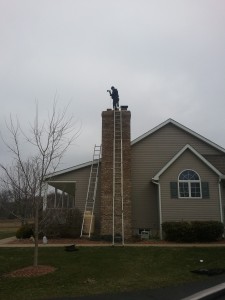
170, 182, 178, 198
202, 182, 209, 198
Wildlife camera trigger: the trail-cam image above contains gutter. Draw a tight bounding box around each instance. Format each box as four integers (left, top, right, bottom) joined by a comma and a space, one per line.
152, 179, 163, 240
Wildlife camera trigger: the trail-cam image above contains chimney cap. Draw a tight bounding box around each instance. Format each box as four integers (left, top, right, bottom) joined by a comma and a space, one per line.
120, 105, 128, 110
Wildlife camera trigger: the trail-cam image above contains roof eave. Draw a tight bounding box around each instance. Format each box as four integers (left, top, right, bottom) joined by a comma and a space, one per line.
44, 159, 100, 181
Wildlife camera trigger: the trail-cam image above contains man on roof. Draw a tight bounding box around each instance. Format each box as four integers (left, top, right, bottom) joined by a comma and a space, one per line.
107, 86, 119, 110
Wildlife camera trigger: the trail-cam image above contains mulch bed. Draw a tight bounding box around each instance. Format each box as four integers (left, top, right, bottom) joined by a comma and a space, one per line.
3, 265, 56, 278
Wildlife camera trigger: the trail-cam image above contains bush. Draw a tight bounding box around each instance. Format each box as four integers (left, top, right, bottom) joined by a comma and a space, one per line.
192, 221, 224, 242
16, 224, 34, 239
41, 208, 82, 238
162, 221, 224, 242
101, 235, 113, 242
162, 221, 195, 242
89, 235, 101, 241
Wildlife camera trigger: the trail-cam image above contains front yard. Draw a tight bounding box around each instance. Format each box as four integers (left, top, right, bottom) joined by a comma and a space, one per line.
1, 246, 225, 300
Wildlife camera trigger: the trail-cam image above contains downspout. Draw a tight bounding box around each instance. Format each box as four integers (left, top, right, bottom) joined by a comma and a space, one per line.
152, 179, 163, 240
218, 179, 224, 224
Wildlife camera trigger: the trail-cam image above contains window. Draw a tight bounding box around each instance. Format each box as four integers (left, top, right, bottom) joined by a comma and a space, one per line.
170, 172, 209, 199
178, 169, 201, 198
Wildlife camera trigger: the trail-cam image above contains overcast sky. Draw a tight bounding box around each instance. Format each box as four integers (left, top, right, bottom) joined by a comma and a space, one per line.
1, 0, 225, 170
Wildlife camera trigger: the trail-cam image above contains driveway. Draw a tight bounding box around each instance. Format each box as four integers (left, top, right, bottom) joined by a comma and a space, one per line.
43, 274, 225, 300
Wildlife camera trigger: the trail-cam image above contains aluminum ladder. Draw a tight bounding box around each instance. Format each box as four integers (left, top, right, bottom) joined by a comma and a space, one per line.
113, 110, 124, 245
80, 145, 101, 238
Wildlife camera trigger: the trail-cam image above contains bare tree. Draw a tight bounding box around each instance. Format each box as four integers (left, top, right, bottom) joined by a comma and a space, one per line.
0, 189, 16, 219
0, 101, 80, 266
0, 160, 36, 224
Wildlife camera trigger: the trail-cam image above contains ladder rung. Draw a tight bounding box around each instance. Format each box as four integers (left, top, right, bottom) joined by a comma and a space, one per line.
86, 207, 94, 211
87, 198, 94, 202
86, 204, 94, 208
86, 202, 94, 205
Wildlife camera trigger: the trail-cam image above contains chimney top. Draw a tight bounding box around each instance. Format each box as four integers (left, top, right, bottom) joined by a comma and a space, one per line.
120, 106, 128, 110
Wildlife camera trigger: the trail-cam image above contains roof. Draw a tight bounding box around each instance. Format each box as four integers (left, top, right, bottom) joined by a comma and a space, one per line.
44, 159, 100, 180
45, 118, 225, 180
152, 144, 223, 181
131, 119, 225, 154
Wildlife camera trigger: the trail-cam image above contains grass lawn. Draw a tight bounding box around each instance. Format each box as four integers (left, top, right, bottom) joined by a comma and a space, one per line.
0, 220, 20, 239
0, 228, 17, 239
0, 246, 225, 300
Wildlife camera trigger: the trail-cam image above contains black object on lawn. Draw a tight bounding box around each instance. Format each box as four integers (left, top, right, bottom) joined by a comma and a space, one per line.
64, 244, 78, 252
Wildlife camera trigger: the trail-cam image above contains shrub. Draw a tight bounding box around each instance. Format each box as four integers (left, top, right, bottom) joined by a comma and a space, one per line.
16, 224, 34, 239
89, 235, 101, 241
192, 221, 224, 242
162, 221, 224, 242
162, 221, 196, 242
41, 208, 82, 238
101, 235, 113, 242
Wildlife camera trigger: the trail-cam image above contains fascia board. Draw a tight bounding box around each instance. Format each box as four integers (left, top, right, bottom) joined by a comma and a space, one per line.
152, 144, 222, 180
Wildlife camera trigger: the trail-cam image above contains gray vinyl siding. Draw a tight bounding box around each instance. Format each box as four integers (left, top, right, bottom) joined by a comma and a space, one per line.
46, 165, 101, 222
160, 150, 221, 222
131, 123, 223, 231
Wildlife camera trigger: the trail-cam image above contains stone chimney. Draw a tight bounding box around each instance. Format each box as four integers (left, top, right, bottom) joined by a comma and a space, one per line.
100, 109, 132, 240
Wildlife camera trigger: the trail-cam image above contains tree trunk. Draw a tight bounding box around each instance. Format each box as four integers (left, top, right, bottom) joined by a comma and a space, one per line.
34, 198, 39, 267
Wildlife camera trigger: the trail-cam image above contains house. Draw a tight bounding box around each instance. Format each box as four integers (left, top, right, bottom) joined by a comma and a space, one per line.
44, 109, 225, 239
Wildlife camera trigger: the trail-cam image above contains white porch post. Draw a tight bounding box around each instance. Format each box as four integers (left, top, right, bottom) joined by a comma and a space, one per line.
62, 191, 64, 208
43, 182, 48, 211
54, 188, 57, 208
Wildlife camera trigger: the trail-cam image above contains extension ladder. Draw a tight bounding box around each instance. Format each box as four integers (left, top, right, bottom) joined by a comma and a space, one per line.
80, 145, 101, 237
113, 110, 124, 245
